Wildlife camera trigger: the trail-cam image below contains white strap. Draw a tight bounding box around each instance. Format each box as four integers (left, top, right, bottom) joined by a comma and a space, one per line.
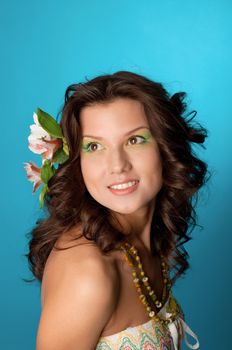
167, 321, 179, 350
180, 317, 200, 349
159, 296, 200, 349
168, 317, 200, 350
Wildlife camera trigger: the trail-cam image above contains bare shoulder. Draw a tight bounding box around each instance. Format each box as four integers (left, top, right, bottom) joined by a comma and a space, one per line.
42, 225, 118, 290
42, 228, 118, 299
37, 226, 119, 350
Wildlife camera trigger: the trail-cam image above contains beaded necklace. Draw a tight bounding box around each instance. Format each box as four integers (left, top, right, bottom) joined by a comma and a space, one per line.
119, 241, 179, 326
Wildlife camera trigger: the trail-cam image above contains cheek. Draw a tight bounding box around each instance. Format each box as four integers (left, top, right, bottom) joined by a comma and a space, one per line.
135, 146, 162, 169
140, 149, 163, 183
80, 157, 103, 187
80, 157, 107, 203
80, 157, 90, 185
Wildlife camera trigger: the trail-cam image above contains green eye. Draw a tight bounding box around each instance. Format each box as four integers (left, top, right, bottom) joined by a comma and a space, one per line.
128, 135, 147, 145
82, 142, 103, 153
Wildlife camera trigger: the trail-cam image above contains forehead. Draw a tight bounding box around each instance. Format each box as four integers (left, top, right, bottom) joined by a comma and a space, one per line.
79, 98, 149, 134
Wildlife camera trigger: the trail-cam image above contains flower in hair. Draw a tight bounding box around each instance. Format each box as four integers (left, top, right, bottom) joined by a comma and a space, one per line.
24, 161, 42, 193
28, 112, 62, 159
24, 108, 69, 208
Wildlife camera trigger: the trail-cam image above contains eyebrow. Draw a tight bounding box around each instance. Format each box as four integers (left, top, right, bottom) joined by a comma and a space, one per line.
82, 126, 150, 140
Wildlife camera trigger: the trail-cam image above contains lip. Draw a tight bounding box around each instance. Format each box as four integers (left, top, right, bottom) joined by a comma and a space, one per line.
107, 180, 139, 196
107, 179, 139, 187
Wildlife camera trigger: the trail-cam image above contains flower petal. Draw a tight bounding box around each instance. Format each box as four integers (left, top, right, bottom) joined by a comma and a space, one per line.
24, 161, 42, 192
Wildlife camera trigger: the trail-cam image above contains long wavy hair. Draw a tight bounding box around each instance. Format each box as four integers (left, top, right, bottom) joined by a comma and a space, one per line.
27, 70, 210, 283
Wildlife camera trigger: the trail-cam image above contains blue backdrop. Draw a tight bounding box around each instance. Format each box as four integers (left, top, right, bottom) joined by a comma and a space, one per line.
1, 1, 231, 349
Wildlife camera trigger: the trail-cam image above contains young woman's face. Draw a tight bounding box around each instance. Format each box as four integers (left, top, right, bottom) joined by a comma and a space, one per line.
79, 98, 163, 215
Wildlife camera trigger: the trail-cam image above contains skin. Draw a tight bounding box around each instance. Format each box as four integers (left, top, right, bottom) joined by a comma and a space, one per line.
80, 97, 163, 251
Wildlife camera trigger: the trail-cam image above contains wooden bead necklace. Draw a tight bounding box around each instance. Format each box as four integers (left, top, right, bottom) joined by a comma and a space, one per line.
119, 241, 179, 326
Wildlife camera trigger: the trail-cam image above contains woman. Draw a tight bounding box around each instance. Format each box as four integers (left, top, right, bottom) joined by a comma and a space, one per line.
25, 71, 209, 350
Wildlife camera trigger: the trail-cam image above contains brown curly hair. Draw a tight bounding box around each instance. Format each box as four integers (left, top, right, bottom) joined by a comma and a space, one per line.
27, 70, 210, 283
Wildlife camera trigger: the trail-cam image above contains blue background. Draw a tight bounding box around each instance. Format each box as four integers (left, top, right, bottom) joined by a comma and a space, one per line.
1, 1, 231, 349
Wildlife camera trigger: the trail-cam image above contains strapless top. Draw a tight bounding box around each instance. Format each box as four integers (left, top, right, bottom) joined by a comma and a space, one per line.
96, 294, 200, 350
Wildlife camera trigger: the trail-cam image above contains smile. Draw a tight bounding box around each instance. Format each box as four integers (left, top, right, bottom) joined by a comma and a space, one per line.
109, 180, 137, 190
108, 180, 139, 195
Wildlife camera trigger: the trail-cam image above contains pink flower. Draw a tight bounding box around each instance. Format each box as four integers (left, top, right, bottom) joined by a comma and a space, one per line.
24, 161, 42, 192
28, 113, 62, 160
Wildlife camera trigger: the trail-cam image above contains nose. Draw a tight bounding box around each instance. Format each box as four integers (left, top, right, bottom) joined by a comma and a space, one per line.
108, 147, 132, 174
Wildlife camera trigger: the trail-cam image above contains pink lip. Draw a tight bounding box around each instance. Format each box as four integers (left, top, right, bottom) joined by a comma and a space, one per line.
107, 179, 139, 187
108, 180, 139, 196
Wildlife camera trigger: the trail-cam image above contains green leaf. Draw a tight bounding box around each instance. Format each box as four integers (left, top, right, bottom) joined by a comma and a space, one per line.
62, 137, 69, 156
39, 184, 48, 208
53, 147, 69, 164
36, 107, 63, 139
40, 162, 55, 184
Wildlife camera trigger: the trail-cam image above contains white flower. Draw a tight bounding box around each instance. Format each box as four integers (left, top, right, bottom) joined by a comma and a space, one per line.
24, 161, 42, 192
28, 113, 61, 160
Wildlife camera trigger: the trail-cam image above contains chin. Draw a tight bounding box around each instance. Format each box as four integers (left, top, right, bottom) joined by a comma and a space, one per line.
110, 207, 136, 215
105, 202, 145, 215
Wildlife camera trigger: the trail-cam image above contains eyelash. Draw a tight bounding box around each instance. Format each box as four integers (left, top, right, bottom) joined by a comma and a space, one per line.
83, 135, 147, 153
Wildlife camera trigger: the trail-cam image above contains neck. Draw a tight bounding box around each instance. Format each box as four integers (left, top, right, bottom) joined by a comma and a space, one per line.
111, 199, 156, 253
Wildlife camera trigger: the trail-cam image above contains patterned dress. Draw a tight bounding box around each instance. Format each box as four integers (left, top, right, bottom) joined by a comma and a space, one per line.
95, 295, 200, 350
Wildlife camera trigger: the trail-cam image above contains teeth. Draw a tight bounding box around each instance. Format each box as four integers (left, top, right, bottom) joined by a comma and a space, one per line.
110, 181, 137, 190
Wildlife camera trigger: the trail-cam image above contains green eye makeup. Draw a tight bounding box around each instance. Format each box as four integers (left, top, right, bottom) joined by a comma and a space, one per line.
81, 142, 97, 153
81, 143, 89, 153
81, 130, 153, 153
131, 130, 153, 145
139, 131, 152, 143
